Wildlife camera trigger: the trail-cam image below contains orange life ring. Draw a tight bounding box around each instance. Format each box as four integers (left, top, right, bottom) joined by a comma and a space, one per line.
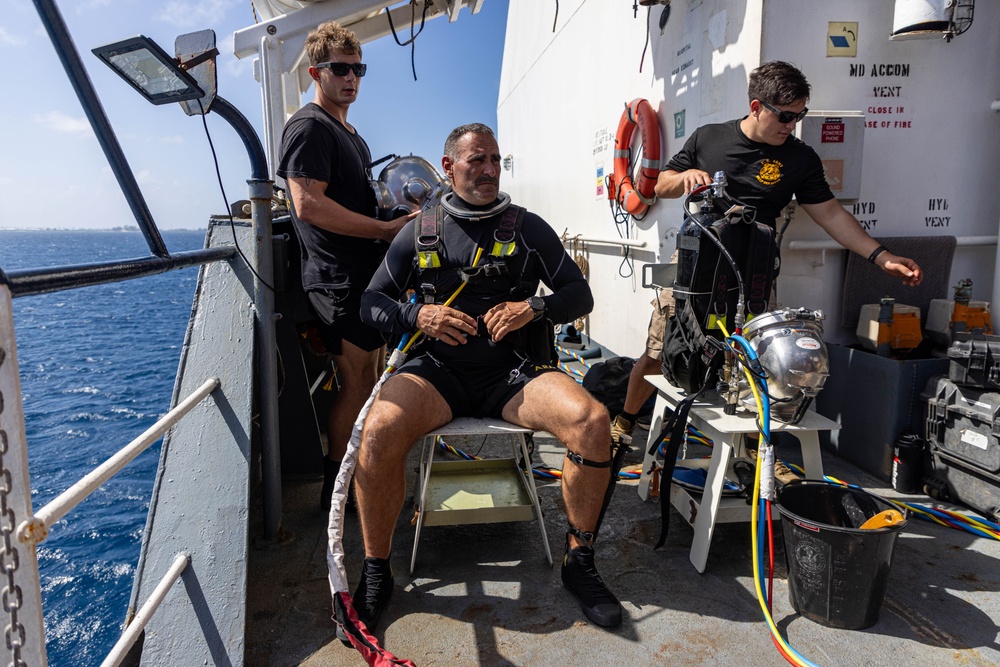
609, 98, 661, 217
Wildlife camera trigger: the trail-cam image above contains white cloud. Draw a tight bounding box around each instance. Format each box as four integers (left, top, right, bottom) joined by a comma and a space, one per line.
154, 0, 236, 29
0, 26, 26, 46
158, 135, 185, 144
33, 111, 94, 136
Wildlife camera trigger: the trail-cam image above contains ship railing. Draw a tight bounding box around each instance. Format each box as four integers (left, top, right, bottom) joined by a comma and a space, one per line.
0, 293, 223, 666
16, 377, 220, 547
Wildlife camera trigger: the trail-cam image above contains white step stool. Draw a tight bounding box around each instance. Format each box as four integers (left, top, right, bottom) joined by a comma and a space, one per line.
411, 417, 554, 575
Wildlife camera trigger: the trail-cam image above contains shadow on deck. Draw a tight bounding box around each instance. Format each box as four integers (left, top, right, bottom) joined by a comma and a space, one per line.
246, 420, 1000, 667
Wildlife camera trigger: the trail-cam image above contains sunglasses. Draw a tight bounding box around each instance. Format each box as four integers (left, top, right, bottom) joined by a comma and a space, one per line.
315, 62, 367, 78
759, 100, 808, 124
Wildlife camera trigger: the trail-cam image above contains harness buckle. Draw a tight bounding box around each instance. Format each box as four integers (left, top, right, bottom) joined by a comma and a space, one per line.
419, 282, 436, 304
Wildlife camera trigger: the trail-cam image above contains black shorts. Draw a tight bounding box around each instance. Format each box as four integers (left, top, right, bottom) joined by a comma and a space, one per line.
307, 286, 386, 354
396, 341, 560, 418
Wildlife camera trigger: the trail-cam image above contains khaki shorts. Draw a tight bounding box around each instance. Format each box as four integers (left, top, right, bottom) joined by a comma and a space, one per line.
644, 289, 675, 360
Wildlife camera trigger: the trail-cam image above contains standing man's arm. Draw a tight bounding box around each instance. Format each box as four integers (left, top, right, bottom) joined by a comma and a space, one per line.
286, 176, 413, 241
654, 168, 713, 199
801, 198, 923, 286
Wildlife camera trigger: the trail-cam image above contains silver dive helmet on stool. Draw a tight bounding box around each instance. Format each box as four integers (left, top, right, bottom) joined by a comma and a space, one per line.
739, 307, 830, 424
370, 155, 450, 221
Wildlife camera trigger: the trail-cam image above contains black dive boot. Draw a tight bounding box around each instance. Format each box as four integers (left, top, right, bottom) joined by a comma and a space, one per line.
336, 556, 394, 645
561, 542, 623, 628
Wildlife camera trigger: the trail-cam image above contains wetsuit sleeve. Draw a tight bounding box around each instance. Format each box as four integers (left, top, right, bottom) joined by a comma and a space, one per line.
520, 213, 593, 324
361, 219, 422, 336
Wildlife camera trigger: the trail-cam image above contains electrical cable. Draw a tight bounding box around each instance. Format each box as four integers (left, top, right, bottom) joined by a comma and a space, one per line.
196, 98, 275, 291
385, 0, 430, 81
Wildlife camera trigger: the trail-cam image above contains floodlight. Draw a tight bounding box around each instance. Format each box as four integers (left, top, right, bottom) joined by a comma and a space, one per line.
93, 35, 204, 105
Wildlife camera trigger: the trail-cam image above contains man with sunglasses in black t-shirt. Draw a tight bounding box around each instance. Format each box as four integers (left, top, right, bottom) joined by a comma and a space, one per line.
277, 21, 417, 511
609, 61, 923, 453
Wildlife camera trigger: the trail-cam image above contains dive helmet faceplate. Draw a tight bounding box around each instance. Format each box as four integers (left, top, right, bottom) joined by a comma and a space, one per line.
371, 155, 450, 221
739, 307, 830, 424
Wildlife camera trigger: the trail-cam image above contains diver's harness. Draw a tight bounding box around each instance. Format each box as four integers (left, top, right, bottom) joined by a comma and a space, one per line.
651, 172, 778, 547
413, 192, 557, 367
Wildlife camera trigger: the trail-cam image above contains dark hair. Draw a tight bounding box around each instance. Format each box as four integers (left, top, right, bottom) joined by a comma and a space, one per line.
444, 123, 496, 158
305, 20, 362, 65
747, 61, 810, 106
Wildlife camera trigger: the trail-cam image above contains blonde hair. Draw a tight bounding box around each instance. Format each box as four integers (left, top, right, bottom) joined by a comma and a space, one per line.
305, 21, 362, 65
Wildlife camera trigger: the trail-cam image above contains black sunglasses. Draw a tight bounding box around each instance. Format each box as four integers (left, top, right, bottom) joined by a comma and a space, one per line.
315, 62, 367, 78
759, 100, 808, 124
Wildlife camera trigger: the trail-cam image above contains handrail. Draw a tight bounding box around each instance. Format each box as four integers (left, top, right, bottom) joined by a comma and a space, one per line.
560, 230, 648, 249
17, 377, 220, 546
4, 247, 237, 298
100, 552, 190, 667
787, 235, 997, 251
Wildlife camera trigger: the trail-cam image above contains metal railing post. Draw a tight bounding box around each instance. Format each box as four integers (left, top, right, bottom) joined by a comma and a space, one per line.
0, 285, 48, 666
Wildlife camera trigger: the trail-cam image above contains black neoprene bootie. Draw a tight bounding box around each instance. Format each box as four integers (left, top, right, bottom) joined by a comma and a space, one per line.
355, 557, 394, 627
561, 543, 623, 628
336, 556, 394, 646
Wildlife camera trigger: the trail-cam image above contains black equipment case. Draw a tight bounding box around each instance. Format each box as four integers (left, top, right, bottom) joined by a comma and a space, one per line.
923, 375, 1000, 521
947, 332, 1000, 390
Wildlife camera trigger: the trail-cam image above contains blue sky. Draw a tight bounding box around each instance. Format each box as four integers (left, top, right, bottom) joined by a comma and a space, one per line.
0, 0, 509, 231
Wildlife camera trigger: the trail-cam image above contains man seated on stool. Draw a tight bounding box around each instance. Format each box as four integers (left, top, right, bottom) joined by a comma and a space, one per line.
349, 123, 623, 634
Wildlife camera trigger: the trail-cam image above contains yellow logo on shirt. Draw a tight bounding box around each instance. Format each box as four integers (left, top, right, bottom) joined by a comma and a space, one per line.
755, 159, 783, 186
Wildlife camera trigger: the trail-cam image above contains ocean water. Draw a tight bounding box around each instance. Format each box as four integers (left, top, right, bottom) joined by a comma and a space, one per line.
0, 229, 206, 665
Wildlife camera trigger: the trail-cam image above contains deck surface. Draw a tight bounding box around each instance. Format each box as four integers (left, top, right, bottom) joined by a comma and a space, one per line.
246, 410, 1000, 667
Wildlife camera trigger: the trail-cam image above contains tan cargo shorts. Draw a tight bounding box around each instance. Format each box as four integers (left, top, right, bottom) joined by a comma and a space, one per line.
644, 289, 675, 360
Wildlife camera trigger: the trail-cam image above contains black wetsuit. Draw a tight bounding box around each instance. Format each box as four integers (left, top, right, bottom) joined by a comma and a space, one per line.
276, 102, 386, 352
665, 118, 834, 225
361, 197, 592, 417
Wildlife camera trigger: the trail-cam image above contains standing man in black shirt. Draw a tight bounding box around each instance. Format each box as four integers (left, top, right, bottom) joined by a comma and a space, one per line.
610, 61, 923, 447
277, 21, 414, 510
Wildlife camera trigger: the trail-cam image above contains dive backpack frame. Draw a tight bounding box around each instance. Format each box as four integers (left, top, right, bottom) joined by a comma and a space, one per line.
661, 174, 779, 395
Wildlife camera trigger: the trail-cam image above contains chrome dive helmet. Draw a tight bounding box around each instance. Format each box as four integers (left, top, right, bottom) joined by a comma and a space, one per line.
739, 307, 830, 424
370, 155, 450, 221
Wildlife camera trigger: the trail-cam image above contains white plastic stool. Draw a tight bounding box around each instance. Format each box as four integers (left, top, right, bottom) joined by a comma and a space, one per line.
411, 417, 553, 575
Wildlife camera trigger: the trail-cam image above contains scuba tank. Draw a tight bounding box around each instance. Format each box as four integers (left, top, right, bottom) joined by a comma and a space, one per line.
661, 172, 779, 394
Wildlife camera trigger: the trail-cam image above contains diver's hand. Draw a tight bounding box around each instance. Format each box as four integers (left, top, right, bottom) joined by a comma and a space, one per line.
484, 301, 533, 342
678, 169, 713, 194
416, 304, 477, 345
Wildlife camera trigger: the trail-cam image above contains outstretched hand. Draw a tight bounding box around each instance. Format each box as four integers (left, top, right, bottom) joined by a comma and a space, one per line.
484, 301, 534, 342
880, 254, 924, 287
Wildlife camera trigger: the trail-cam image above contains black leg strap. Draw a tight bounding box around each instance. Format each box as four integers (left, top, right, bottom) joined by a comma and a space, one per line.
646, 389, 702, 550
567, 523, 595, 547
565, 449, 612, 468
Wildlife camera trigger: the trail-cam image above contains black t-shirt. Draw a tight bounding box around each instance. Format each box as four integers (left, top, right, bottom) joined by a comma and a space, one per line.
276, 102, 383, 291
664, 118, 834, 226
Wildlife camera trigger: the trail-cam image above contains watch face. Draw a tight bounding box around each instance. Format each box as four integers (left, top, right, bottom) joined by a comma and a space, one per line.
528, 296, 544, 312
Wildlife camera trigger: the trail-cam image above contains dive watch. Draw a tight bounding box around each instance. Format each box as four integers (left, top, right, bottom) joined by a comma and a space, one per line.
527, 296, 546, 322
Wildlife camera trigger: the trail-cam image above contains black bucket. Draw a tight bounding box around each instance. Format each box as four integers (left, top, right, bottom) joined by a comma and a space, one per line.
777, 480, 907, 630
